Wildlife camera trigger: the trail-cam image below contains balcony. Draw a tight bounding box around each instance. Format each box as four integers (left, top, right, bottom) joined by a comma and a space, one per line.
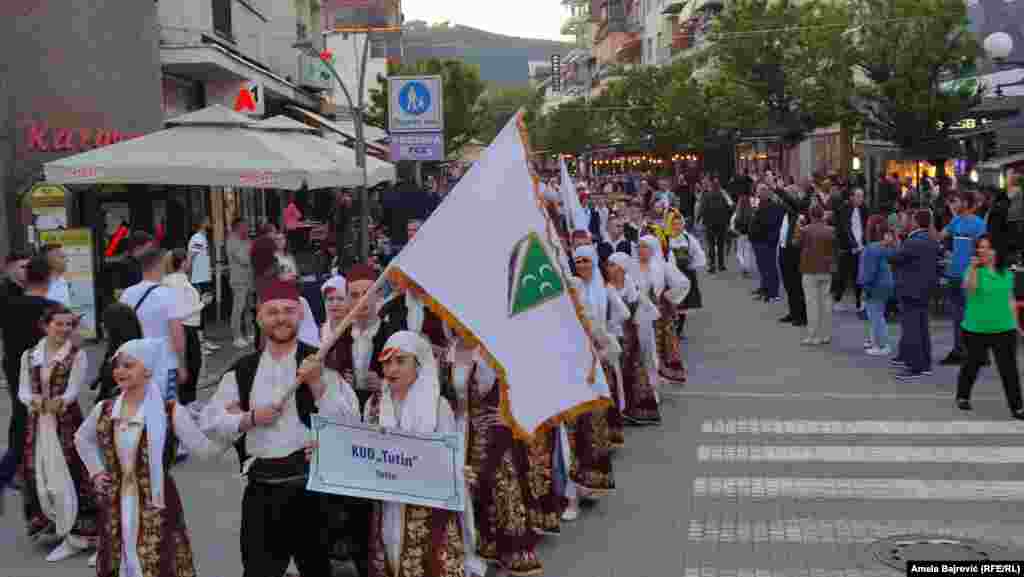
298, 52, 332, 91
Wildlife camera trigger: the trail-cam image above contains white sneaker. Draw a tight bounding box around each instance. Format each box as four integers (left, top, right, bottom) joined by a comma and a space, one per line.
233, 337, 249, 349
867, 346, 891, 357
561, 507, 579, 522
801, 337, 816, 346
88, 552, 97, 567
46, 539, 84, 562
864, 339, 874, 350
202, 341, 221, 351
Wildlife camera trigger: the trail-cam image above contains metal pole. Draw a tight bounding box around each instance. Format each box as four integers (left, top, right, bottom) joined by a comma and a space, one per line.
355, 32, 371, 263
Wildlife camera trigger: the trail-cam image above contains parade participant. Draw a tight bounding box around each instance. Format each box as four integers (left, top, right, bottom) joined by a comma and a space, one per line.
323, 263, 388, 412
364, 331, 467, 577
448, 333, 535, 576
274, 263, 320, 349
663, 209, 706, 339
74, 338, 227, 577
571, 245, 628, 449
19, 305, 96, 562
607, 253, 662, 424
319, 274, 349, 345
378, 278, 449, 358
200, 280, 361, 577
636, 236, 691, 385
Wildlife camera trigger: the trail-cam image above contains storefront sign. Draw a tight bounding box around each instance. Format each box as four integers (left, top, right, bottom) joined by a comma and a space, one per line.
390, 132, 444, 162
29, 183, 68, 231
207, 78, 265, 116
307, 415, 466, 511
37, 228, 98, 340
24, 122, 144, 153
388, 75, 444, 133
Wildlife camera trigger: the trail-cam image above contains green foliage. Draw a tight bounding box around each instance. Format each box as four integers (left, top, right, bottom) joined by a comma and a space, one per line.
534, 97, 614, 154
850, 0, 983, 155
367, 58, 487, 156
709, 0, 853, 142
476, 85, 545, 144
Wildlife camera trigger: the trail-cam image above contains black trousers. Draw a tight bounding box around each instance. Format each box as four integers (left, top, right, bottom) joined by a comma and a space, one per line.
832, 250, 862, 307
179, 326, 202, 406
241, 481, 335, 577
1, 361, 27, 486
956, 330, 1022, 411
780, 246, 807, 322
706, 225, 728, 271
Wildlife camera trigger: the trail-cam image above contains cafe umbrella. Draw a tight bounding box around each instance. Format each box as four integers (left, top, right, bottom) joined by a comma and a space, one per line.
42, 105, 354, 190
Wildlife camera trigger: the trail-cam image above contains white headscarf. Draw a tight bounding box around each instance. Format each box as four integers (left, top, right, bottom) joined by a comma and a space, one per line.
573, 245, 608, 328
636, 235, 667, 297
112, 338, 168, 509
378, 331, 441, 434
320, 274, 347, 296
607, 252, 639, 303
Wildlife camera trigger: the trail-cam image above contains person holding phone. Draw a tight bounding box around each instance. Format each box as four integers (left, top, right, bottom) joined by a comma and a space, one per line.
954, 235, 1024, 419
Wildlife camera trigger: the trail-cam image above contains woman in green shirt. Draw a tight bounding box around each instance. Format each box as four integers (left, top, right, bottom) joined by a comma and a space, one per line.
955, 235, 1024, 419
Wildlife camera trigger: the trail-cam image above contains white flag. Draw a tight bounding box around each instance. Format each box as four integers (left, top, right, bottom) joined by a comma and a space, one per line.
388, 114, 606, 437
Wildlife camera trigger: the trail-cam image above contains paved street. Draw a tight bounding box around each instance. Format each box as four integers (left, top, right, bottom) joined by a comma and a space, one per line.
3, 271, 1024, 577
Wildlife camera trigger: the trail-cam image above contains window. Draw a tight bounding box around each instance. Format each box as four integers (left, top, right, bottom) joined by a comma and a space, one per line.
371, 39, 387, 58
212, 0, 233, 41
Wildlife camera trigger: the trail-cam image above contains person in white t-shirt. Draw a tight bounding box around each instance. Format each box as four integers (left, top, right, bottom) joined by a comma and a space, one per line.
188, 220, 219, 355
117, 248, 190, 400
43, 243, 71, 307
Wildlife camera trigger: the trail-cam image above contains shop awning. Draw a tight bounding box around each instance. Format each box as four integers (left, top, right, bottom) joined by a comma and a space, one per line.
978, 151, 1024, 171
43, 105, 354, 190
286, 106, 391, 157
249, 115, 396, 186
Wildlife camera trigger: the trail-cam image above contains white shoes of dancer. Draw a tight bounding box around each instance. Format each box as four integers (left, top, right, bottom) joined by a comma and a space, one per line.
46, 539, 86, 562
88, 552, 98, 567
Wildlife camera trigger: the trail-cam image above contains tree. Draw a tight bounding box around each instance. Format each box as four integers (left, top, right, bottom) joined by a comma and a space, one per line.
710, 0, 853, 144
535, 97, 614, 155
850, 0, 983, 158
367, 58, 487, 156
476, 85, 545, 144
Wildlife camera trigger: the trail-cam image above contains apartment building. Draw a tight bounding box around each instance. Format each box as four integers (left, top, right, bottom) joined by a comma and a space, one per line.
321, 0, 403, 112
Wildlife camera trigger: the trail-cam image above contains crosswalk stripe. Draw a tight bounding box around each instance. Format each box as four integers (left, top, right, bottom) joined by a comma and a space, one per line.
686, 518, 1024, 545
697, 445, 1024, 464
693, 477, 1024, 500
700, 419, 1024, 435
683, 569, 899, 577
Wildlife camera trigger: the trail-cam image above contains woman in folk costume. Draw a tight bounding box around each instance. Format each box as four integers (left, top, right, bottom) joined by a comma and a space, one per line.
364, 331, 468, 577
662, 209, 706, 338
606, 253, 663, 425
450, 333, 543, 577
19, 304, 98, 562
74, 338, 227, 577
636, 235, 691, 385
570, 245, 628, 449
319, 275, 349, 346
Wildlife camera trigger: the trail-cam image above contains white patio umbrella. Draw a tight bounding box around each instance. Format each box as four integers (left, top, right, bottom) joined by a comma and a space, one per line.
249, 115, 396, 187
43, 105, 353, 190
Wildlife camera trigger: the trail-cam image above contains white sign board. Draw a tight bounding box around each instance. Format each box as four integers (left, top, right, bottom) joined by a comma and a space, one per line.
388, 75, 444, 133
307, 415, 466, 511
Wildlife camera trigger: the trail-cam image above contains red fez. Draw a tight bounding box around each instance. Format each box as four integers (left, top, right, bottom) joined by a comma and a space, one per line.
259, 279, 301, 304
346, 263, 377, 283
571, 230, 591, 240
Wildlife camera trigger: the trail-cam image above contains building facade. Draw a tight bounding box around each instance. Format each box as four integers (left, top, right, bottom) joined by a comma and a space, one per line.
1, 0, 166, 259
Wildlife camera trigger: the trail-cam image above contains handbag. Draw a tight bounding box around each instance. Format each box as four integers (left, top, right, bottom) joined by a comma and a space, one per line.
34, 411, 78, 536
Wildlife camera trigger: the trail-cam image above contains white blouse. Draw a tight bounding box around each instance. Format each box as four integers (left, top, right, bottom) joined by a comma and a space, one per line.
74, 396, 223, 577
162, 272, 204, 328
19, 341, 88, 406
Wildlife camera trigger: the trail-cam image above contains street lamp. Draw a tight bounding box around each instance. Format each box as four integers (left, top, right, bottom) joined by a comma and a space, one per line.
295, 34, 372, 263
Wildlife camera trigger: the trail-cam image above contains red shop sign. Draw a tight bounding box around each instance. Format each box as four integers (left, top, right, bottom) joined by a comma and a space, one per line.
24, 122, 144, 153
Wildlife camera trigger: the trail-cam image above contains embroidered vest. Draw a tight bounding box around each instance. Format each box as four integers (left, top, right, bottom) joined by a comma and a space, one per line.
31, 346, 80, 399
672, 237, 692, 272
364, 392, 466, 577
94, 399, 181, 577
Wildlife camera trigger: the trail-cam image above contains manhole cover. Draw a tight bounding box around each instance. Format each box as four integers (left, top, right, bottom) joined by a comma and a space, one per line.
867, 534, 1008, 569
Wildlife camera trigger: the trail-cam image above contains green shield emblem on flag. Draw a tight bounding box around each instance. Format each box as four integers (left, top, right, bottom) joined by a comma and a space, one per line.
508, 232, 564, 317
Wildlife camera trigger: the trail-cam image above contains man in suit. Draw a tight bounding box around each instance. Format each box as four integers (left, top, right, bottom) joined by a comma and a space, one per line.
777, 185, 811, 326
833, 188, 870, 312
750, 184, 786, 301
889, 210, 941, 380
597, 217, 632, 269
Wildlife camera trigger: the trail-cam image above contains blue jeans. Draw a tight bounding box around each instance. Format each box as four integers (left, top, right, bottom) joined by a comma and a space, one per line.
947, 281, 966, 353
166, 369, 178, 402
866, 298, 889, 349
